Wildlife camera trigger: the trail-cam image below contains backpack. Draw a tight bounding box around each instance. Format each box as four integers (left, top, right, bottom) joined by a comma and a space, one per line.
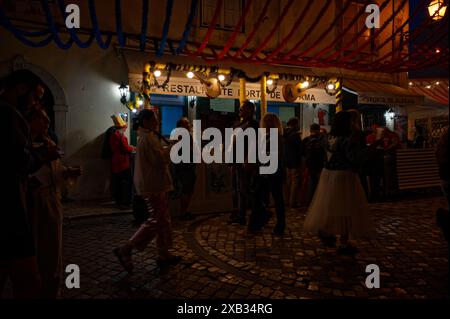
101, 126, 117, 159
304, 136, 326, 169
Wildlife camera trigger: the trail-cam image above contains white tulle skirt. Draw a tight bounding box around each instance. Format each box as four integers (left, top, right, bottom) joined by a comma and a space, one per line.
304, 169, 375, 239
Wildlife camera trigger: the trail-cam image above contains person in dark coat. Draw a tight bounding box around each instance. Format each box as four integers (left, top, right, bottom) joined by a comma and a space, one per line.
283, 117, 303, 208
0, 69, 60, 298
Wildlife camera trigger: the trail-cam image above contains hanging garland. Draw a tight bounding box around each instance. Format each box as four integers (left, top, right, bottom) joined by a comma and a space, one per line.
150, 63, 172, 89
140, 0, 150, 51
0, 0, 447, 73
176, 0, 199, 54
249, 0, 295, 59
88, 0, 112, 49
114, 0, 126, 48
0, 6, 54, 47
156, 0, 174, 57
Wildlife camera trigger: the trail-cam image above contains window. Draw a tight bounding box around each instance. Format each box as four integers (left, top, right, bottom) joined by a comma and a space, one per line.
341, 2, 375, 54
201, 0, 243, 31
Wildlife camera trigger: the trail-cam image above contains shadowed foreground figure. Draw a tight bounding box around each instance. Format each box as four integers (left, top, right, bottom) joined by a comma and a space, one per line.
0, 70, 60, 298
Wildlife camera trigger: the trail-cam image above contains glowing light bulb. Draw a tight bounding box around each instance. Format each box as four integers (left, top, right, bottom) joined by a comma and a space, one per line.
301, 81, 309, 88
132, 109, 137, 113
267, 79, 274, 86
408, 82, 413, 86
153, 70, 162, 77
138, 99, 144, 106
327, 83, 335, 90
436, 81, 440, 85
426, 85, 431, 89
218, 74, 226, 82
436, 48, 441, 53
186, 72, 195, 79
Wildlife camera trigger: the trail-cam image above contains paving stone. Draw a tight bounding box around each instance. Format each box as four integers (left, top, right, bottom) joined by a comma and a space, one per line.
61, 196, 449, 299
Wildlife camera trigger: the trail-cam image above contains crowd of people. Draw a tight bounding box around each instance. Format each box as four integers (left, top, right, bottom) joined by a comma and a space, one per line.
2, 69, 448, 297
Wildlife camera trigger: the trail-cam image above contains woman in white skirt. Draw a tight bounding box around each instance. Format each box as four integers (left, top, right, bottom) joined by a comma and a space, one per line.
304, 111, 374, 255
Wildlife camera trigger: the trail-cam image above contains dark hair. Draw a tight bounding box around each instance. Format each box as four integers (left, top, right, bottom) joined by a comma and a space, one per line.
176, 117, 189, 128
133, 109, 156, 130
4, 69, 44, 89
241, 100, 255, 114
287, 117, 299, 128
310, 123, 321, 131
330, 111, 352, 137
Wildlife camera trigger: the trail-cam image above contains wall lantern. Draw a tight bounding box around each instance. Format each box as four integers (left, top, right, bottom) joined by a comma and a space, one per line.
428, 0, 447, 20
119, 82, 129, 105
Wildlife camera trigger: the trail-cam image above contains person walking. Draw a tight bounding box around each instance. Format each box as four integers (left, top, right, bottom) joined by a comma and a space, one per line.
114, 109, 180, 272
304, 111, 374, 255
302, 123, 326, 206
283, 117, 304, 209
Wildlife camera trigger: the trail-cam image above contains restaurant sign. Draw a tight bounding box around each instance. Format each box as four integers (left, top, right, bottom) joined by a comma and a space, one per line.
358, 94, 423, 106
130, 76, 336, 104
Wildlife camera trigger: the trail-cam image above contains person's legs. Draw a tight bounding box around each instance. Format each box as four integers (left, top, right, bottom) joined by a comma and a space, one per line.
271, 176, 286, 235
154, 193, 175, 259
111, 172, 120, 204
9, 256, 41, 299
284, 169, 293, 207
36, 193, 63, 299
306, 170, 320, 205
179, 169, 196, 220
230, 168, 250, 224
288, 167, 302, 207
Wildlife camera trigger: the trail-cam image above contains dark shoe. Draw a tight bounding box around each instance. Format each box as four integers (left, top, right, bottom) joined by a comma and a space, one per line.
273, 227, 285, 236
156, 255, 182, 268
228, 216, 246, 225
436, 208, 449, 242
319, 233, 337, 247
179, 212, 195, 221
337, 244, 358, 256
113, 248, 134, 273
260, 210, 273, 228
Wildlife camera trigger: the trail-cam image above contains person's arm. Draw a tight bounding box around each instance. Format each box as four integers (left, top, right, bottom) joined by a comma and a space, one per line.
119, 134, 135, 153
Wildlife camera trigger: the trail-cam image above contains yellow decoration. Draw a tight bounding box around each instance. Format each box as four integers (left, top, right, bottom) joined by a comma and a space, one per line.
239, 77, 246, 106
111, 114, 127, 128
335, 78, 343, 113
260, 74, 267, 118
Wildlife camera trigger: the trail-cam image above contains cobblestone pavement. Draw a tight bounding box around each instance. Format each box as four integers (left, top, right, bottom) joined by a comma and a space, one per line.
62, 196, 449, 299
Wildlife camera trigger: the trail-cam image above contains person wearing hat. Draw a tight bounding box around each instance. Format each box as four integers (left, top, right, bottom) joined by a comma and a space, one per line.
110, 114, 135, 209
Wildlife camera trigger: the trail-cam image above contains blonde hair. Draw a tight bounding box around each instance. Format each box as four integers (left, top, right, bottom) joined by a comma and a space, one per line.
260, 113, 283, 135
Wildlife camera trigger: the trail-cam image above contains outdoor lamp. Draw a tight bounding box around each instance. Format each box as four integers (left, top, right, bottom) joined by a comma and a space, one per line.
385, 108, 395, 120
428, 0, 447, 20
267, 78, 274, 86
301, 81, 310, 89
119, 82, 129, 105
186, 71, 195, 79
325, 79, 338, 95
153, 70, 162, 77
218, 74, 226, 82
